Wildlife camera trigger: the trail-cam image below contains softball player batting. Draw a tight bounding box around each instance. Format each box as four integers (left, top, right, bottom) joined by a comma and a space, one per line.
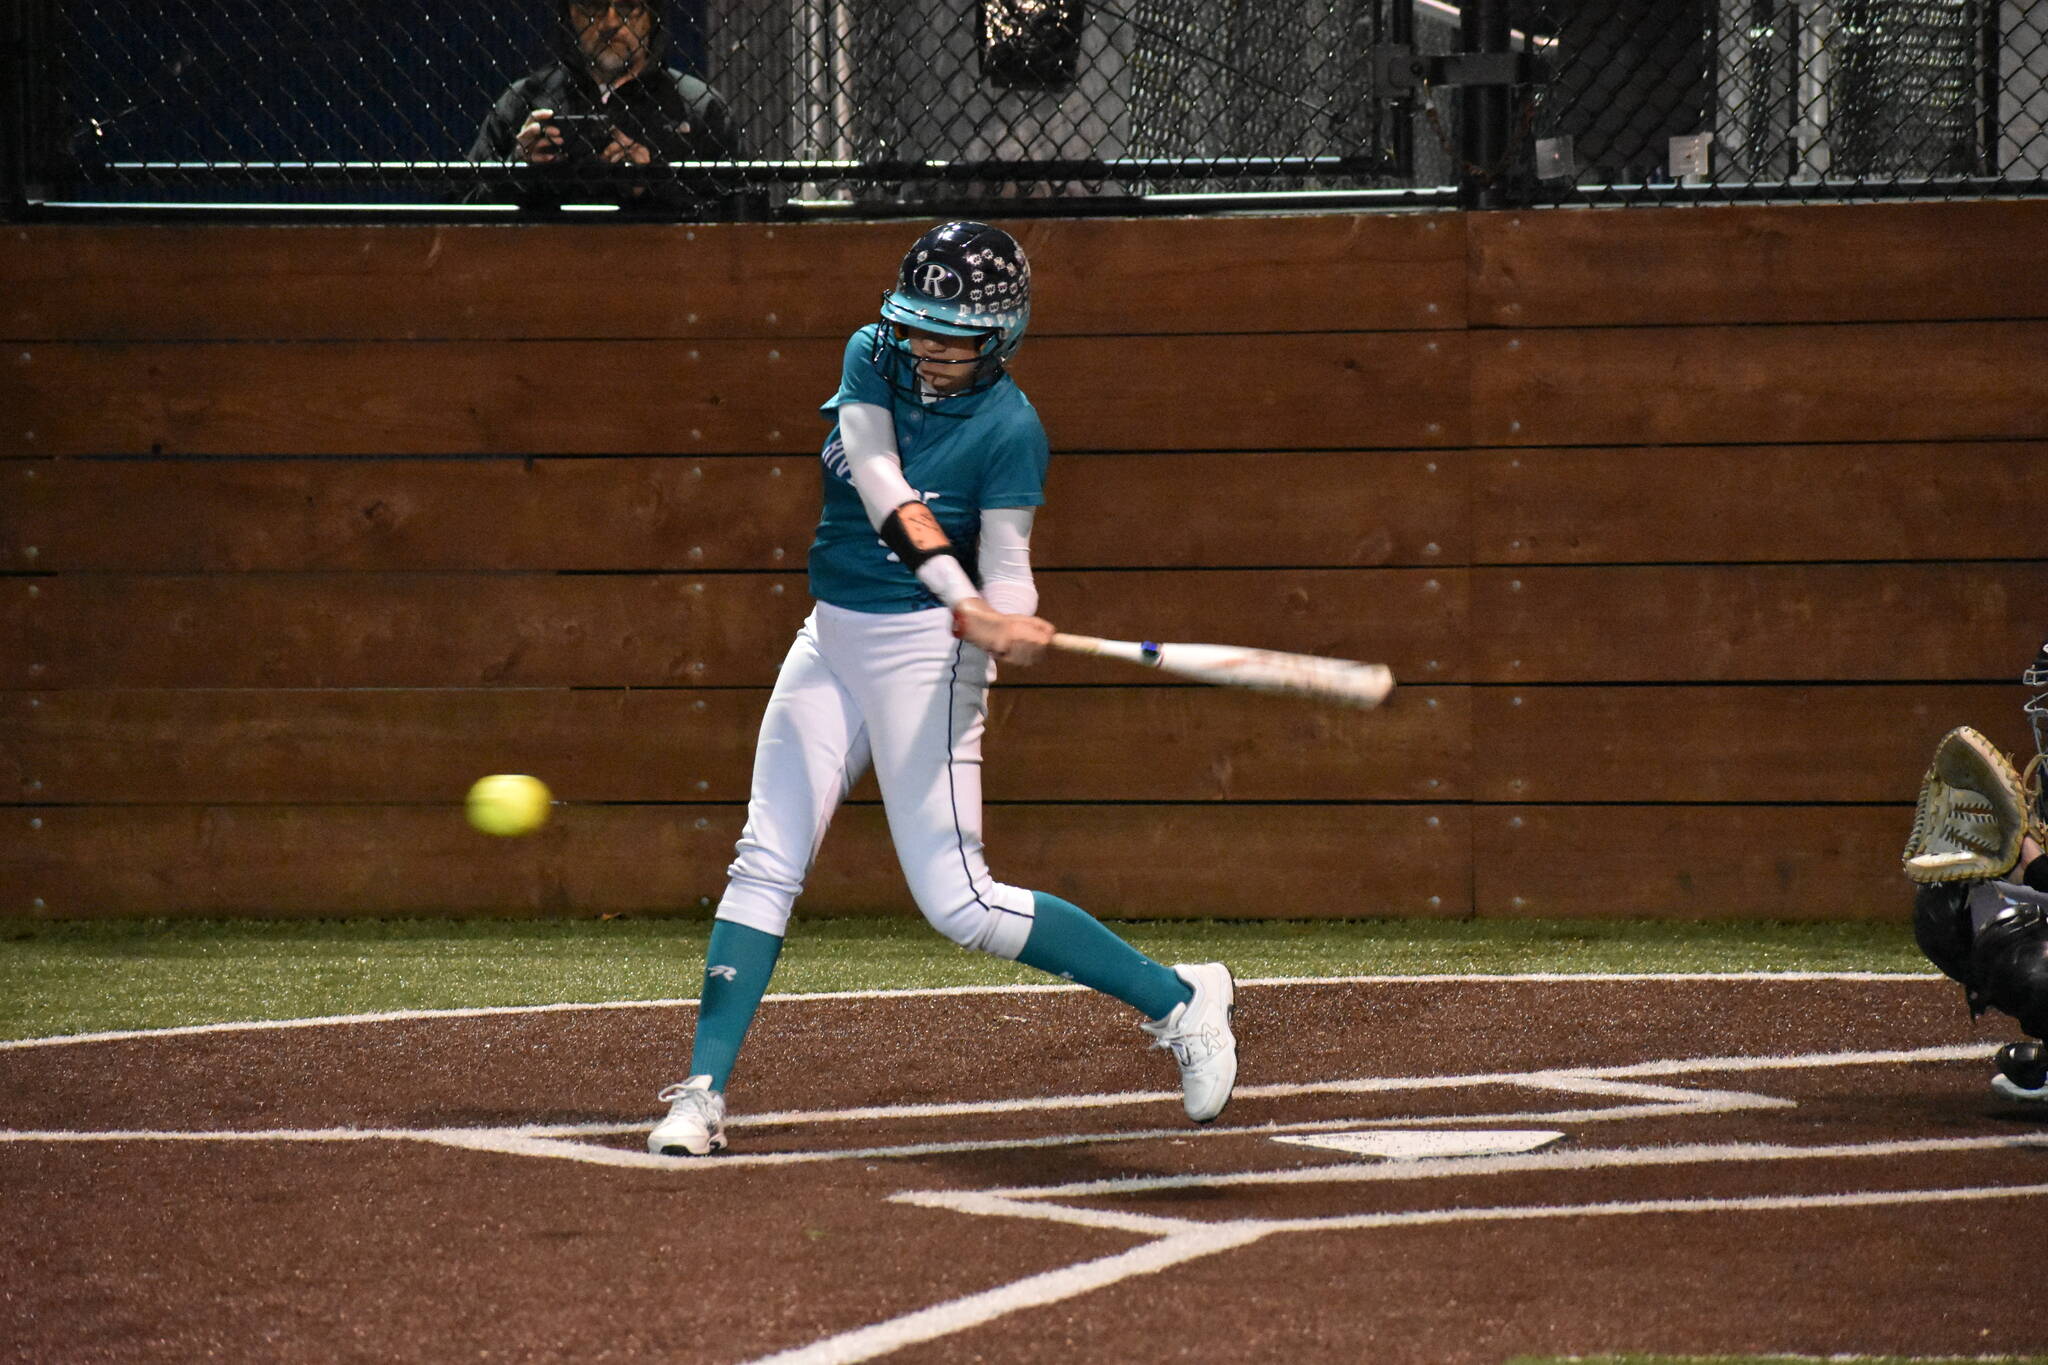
649, 221, 1238, 1155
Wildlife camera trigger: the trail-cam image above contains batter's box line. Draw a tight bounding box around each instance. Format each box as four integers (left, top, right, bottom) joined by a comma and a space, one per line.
0, 1043, 1998, 1171
762, 1172, 2048, 1365
459, 1043, 1989, 1169
960, 1131, 2048, 1201
416, 1079, 1776, 1173
516, 1042, 1965, 1140
511, 1040, 1996, 1138
0, 1079, 1728, 1168
0, 1075, 1768, 1172
397, 1062, 1804, 1171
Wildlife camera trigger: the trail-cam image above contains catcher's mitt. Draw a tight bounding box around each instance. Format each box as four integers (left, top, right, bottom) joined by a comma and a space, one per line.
1902, 726, 2039, 883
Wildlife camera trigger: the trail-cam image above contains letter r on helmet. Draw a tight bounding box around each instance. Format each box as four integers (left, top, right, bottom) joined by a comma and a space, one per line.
916, 263, 963, 298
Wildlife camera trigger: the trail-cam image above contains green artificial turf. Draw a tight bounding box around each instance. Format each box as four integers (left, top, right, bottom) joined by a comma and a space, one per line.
0, 915, 1932, 1043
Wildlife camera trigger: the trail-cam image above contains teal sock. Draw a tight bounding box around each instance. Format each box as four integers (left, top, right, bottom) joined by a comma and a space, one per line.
687, 920, 783, 1091
1016, 892, 1193, 1021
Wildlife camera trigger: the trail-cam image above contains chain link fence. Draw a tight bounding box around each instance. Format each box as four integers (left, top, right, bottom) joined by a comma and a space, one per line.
5, 0, 2044, 218
1523, 0, 2047, 200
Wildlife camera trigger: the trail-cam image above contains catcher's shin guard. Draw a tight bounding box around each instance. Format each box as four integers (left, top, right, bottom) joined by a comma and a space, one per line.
1971, 904, 2048, 1039
1911, 882, 1976, 986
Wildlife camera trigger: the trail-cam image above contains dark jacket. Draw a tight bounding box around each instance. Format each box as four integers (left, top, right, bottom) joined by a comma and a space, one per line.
468, 60, 739, 212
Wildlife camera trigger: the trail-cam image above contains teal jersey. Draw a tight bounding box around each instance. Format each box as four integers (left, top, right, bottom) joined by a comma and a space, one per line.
809, 325, 1051, 613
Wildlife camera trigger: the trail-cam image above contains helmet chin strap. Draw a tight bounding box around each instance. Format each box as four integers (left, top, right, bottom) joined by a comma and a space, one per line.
871, 321, 1005, 404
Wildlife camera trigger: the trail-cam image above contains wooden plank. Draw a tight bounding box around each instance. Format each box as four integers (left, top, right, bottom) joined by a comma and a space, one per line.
0, 457, 819, 573
1, 214, 1464, 342
0, 802, 749, 918
0, 568, 1466, 687
0, 450, 1467, 573
1477, 804, 1914, 919
0, 221, 901, 344
1021, 213, 1466, 334
1469, 201, 2048, 328
1, 573, 816, 689
1, 685, 1469, 804
0, 332, 1465, 456
1471, 322, 2048, 447
0, 803, 1473, 918
0, 337, 842, 458
1474, 684, 2036, 802
0, 457, 808, 573
0, 688, 767, 805
1473, 443, 2048, 565
986, 685, 1469, 802
1041, 452, 1469, 568
823, 805, 1472, 919
1030, 332, 1465, 452
1472, 564, 2048, 683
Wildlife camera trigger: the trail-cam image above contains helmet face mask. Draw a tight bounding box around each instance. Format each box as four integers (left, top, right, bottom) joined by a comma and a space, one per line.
2027, 639, 2048, 819
874, 221, 1031, 398
2027, 689, 2046, 780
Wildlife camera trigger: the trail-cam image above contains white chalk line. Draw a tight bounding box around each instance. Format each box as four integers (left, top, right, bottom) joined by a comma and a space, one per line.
424, 1098, 1769, 1172
0, 1094, 1745, 1167
0, 1045, 1988, 1170
503, 1043, 1983, 1140
897, 1160, 2048, 1235
519, 1071, 1715, 1138
971, 1132, 2048, 1200
1111, 1178, 2048, 1237
413, 1125, 1240, 1173
744, 1224, 1272, 1365
0, 970, 1942, 1051
0, 1056, 1785, 1153
0, 1126, 431, 1144
2, 1032, 2026, 1365
759, 1179, 2048, 1365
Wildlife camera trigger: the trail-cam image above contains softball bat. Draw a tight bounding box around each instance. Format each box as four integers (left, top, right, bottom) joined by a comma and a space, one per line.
1050, 633, 1394, 709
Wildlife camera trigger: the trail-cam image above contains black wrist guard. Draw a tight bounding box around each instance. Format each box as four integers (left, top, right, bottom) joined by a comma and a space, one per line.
879, 504, 966, 574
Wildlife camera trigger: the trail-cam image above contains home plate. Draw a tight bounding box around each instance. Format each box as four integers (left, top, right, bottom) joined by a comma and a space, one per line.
1271, 1130, 1566, 1160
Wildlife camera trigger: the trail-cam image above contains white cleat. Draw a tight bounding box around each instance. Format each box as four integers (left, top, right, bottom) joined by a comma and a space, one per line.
1141, 962, 1238, 1123
1991, 1074, 2048, 1103
648, 1075, 728, 1156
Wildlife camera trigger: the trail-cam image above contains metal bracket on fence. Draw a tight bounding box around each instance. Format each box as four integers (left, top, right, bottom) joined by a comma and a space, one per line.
1372, 45, 1545, 95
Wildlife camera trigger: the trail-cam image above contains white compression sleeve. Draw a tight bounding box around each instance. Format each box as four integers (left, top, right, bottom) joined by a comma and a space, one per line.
837, 400, 978, 607
977, 507, 1038, 616
836, 402, 917, 529
914, 546, 979, 608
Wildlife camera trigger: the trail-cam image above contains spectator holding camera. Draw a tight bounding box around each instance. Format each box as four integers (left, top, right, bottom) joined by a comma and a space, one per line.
469, 0, 738, 211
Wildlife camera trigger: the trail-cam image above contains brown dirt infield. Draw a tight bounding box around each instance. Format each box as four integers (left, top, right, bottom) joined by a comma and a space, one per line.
3, 976, 2044, 1364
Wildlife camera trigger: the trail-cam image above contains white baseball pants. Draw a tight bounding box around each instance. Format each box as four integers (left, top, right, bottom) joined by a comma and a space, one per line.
714, 602, 1038, 958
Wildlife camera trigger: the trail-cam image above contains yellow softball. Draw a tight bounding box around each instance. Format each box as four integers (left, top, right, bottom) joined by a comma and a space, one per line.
465, 773, 552, 837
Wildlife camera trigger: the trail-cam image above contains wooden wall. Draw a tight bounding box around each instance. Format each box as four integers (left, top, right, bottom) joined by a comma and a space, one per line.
1, 203, 2044, 920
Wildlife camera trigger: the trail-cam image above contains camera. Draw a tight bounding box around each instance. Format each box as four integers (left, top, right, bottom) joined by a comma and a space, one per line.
547, 112, 615, 161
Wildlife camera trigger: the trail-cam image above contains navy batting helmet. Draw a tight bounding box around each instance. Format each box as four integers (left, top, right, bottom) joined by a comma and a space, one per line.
873, 222, 1031, 397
